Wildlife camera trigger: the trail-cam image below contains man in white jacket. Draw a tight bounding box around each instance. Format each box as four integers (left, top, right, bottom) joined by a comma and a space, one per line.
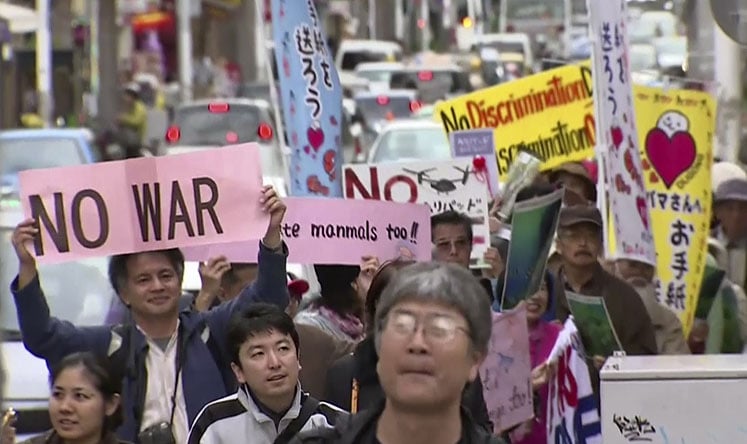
187, 304, 346, 444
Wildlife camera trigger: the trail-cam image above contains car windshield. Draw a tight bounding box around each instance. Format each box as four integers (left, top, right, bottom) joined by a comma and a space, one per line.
173, 104, 270, 146
356, 96, 414, 123
372, 127, 452, 163
0, 229, 116, 334
630, 46, 658, 71
654, 38, 686, 55
484, 41, 525, 57
356, 69, 396, 83
0, 138, 84, 176
341, 50, 401, 71
506, 1, 563, 20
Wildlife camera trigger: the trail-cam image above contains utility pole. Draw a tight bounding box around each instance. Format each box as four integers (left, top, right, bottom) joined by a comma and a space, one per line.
714, 24, 742, 163
97, 0, 117, 126
237, 0, 258, 82
36, 0, 52, 126
177, 0, 193, 102
375, 0, 397, 41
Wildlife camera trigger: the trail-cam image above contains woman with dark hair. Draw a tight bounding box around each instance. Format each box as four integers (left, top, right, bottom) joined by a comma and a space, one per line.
20, 352, 127, 444
295, 265, 366, 345
323, 260, 492, 431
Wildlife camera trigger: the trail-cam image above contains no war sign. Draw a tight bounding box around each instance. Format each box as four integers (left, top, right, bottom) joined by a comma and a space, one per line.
19, 144, 268, 263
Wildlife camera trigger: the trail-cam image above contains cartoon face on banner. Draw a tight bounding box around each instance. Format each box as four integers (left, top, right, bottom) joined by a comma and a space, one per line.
645, 111, 697, 189
272, 0, 343, 197
609, 86, 715, 336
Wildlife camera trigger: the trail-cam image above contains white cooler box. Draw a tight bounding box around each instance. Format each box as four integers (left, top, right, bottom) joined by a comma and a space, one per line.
600, 354, 747, 443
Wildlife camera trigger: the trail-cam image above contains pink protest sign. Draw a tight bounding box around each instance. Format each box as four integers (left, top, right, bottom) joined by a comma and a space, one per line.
19, 144, 267, 263
182, 197, 431, 265
479, 305, 534, 434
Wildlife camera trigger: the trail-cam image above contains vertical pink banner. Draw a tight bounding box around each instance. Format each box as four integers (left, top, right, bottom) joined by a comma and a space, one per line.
479, 305, 534, 433
19, 144, 268, 263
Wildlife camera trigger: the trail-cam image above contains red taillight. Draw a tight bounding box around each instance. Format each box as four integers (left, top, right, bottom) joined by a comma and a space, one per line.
208, 103, 230, 113
418, 71, 433, 81
409, 100, 422, 113
506, 24, 515, 32
166, 125, 180, 143
376, 95, 390, 106
226, 131, 239, 143
258, 123, 274, 140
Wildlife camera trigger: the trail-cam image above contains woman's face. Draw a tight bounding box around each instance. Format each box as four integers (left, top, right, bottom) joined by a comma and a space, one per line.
49, 366, 119, 442
526, 282, 549, 323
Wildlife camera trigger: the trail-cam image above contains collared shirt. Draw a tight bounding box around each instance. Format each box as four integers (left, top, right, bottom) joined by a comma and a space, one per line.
139, 320, 189, 444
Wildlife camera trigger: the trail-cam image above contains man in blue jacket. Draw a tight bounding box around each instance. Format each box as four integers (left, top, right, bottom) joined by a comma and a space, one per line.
10, 185, 290, 443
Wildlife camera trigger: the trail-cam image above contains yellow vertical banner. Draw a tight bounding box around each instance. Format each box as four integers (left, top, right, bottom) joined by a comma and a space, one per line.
610, 86, 715, 335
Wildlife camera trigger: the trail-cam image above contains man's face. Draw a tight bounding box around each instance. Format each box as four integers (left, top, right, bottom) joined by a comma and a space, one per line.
231, 329, 299, 409
119, 253, 182, 319
556, 223, 602, 268
715, 200, 747, 242
376, 300, 482, 411
432, 223, 472, 269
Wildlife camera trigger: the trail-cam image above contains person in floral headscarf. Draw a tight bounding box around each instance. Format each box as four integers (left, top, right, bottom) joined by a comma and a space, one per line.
294, 264, 365, 345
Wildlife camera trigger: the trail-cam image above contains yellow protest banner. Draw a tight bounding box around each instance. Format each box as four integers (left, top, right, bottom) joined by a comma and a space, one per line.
609, 86, 715, 335
433, 64, 596, 177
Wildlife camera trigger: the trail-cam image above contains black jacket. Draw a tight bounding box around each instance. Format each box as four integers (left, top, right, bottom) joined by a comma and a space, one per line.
290, 400, 506, 444
323, 338, 492, 431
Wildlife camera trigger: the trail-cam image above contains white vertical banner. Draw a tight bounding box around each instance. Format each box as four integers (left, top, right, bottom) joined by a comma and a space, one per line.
589, 0, 656, 265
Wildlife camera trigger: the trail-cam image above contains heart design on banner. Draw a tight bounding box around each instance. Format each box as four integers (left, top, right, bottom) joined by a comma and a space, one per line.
636, 197, 649, 229
307, 126, 325, 151
610, 126, 624, 149
644, 112, 697, 189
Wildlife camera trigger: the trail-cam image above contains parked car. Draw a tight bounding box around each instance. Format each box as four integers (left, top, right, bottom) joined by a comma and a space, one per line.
0, 128, 99, 202
367, 120, 452, 164
165, 98, 288, 194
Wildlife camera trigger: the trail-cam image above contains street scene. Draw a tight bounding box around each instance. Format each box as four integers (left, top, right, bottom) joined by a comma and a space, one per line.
0, 0, 745, 443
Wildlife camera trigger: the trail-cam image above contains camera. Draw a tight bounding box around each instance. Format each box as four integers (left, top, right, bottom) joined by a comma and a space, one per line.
138, 422, 175, 444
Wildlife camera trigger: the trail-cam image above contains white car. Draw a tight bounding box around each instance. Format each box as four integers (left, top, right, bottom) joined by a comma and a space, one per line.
366, 120, 452, 164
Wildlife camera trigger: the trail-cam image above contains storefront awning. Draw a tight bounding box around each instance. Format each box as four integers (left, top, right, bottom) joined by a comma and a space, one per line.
0, 3, 37, 34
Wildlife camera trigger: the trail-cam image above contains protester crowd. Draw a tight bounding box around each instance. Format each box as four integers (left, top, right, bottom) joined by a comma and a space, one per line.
1, 152, 746, 444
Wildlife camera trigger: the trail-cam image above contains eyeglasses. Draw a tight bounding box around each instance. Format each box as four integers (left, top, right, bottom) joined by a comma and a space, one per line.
385, 311, 470, 344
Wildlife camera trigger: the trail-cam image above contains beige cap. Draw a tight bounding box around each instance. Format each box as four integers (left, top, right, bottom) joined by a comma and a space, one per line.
712, 162, 746, 192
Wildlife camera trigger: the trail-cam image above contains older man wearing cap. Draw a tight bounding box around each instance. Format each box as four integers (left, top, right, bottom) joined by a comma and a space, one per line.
552, 206, 657, 394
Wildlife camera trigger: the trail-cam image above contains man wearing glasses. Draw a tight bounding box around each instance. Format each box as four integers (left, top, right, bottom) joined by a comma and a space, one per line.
292, 262, 506, 444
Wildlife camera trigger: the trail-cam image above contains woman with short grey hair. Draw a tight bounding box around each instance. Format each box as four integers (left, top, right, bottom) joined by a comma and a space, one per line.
374, 261, 493, 356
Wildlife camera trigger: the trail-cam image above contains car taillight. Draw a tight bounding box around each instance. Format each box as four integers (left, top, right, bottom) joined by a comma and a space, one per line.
226, 131, 239, 143
376, 95, 390, 106
165, 125, 180, 143
418, 71, 433, 81
258, 123, 274, 140
208, 102, 230, 113
409, 100, 422, 113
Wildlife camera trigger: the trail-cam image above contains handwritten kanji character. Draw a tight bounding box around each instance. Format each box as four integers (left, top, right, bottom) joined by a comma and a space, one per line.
313, 30, 327, 55
601, 22, 613, 52
671, 251, 688, 280
614, 24, 623, 48
666, 282, 686, 310
295, 26, 314, 56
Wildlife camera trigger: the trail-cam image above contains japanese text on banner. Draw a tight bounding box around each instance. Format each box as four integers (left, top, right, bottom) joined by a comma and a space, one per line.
272, 0, 343, 197
589, 0, 656, 265
610, 86, 715, 335
433, 64, 596, 178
